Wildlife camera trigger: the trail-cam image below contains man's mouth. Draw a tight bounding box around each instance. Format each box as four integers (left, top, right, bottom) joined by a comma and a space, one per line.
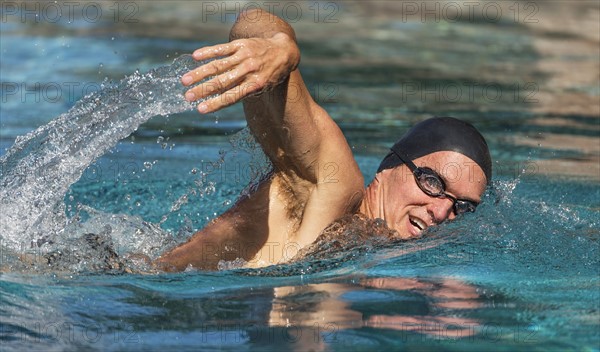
408, 216, 428, 235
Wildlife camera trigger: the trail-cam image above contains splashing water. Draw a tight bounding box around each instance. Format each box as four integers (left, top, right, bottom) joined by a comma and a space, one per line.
0, 55, 204, 251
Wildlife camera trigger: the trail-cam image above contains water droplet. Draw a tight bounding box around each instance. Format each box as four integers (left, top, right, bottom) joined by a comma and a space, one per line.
143, 161, 152, 170
191, 168, 198, 174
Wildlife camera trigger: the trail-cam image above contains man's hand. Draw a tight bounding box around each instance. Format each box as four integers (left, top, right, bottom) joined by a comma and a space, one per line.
181, 32, 300, 114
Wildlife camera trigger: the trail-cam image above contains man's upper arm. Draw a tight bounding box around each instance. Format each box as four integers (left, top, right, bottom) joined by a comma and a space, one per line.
227, 9, 350, 184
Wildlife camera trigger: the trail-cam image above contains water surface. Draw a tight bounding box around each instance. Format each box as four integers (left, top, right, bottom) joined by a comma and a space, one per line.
1, 1, 598, 351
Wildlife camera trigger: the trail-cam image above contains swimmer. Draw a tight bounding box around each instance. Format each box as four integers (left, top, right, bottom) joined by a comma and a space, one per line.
156, 9, 491, 271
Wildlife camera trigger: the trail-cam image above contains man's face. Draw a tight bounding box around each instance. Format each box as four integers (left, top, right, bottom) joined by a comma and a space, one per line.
367, 151, 487, 238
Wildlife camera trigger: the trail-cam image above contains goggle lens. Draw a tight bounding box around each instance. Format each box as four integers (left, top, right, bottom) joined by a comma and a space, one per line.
414, 167, 478, 215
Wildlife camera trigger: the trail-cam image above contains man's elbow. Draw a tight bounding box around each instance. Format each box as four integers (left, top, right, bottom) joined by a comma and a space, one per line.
237, 8, 269, 22
230, 9, 274, 35
230, 9, 295, 41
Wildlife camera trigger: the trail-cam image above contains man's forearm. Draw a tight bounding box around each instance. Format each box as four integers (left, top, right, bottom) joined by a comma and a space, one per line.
228, 10, 320, 179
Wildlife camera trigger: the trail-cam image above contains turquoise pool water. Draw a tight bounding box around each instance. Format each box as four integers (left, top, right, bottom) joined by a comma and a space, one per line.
1, 2, 599, 351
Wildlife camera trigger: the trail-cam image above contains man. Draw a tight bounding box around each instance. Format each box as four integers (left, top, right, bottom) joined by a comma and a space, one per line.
156, 9, 491, 271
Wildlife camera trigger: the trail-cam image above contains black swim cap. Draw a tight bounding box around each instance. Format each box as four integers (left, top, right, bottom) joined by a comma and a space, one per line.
377, 117, 492, 182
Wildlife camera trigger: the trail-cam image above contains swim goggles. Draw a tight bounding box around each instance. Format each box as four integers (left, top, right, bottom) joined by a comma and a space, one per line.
390, 149, 479, 215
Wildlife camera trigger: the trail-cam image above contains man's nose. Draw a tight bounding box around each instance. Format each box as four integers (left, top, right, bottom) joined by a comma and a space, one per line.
429, 197, 455, 223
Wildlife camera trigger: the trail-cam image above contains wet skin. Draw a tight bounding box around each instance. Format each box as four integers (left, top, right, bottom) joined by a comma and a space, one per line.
155, 9, 487, 271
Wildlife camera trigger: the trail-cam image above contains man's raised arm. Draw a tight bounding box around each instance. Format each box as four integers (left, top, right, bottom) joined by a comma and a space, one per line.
181, 9, 362, 191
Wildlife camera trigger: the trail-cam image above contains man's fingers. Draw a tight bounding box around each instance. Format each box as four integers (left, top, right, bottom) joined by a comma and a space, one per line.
181, 55, 243, 87
184, 65, 246, 101
196, 79, 264, 114
186, 39, 253, 82
191, 42, 237, 61
184, 54, 265, 101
